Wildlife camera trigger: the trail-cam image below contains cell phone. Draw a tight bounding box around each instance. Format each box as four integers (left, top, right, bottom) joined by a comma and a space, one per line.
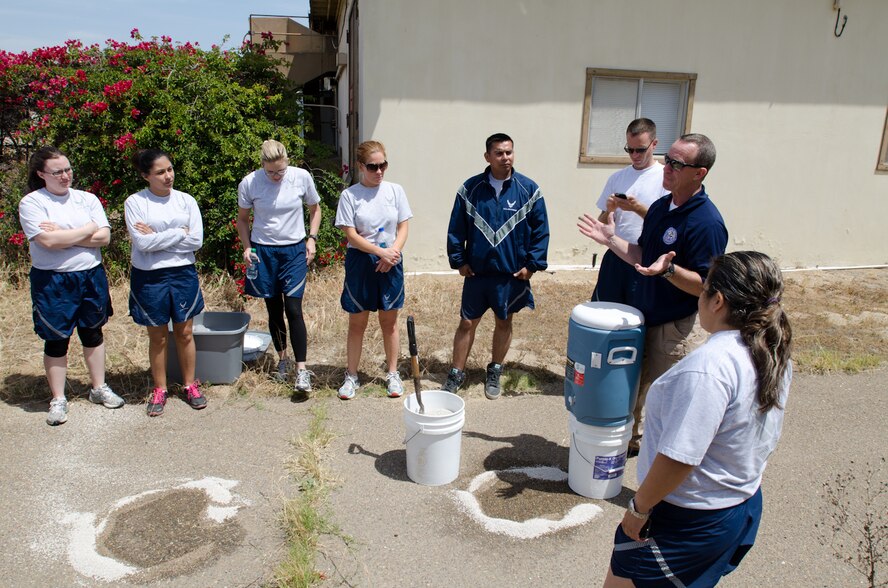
639, 518, 652, 539
614, 193, 628, 199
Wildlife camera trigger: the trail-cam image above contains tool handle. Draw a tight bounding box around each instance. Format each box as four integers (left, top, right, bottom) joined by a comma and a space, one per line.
407, 315, 418, 356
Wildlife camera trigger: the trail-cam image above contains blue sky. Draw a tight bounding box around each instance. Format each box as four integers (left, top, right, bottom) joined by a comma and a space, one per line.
0, 0, 310, 53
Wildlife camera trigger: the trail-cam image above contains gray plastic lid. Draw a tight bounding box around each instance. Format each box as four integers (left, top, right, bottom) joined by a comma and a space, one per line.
570, 301, 644, 330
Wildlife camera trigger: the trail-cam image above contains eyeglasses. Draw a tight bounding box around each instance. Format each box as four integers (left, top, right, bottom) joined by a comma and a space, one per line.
663, 154, 705, 171
623, 143, 652, 154
363, 161, 388, 173
264, 168, 287, 178
44, 167, 73, 177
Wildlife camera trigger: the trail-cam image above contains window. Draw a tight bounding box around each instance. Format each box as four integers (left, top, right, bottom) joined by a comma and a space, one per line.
878, 107, 888, 172
579, 68, 697, 164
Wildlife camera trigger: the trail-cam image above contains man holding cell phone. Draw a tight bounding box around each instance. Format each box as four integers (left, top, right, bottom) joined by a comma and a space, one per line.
591, 118, 668, 304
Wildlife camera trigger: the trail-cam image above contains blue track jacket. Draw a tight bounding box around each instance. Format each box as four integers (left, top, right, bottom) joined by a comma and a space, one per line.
447, 168, 549, 275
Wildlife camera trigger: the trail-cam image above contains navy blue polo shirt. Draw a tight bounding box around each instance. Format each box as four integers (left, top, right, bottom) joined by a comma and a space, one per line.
632, 187, 728, 327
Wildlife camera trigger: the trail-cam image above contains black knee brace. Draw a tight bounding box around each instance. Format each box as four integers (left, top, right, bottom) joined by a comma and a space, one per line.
44, 338, 70, 358
77, 326, 104, 349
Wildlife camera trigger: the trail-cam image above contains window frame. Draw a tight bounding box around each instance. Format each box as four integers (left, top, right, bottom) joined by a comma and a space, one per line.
579, 68, 697, 165
878, 107, 888, 172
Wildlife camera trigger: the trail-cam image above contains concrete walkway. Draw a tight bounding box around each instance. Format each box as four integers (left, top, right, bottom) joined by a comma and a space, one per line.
0, 368, 884, 586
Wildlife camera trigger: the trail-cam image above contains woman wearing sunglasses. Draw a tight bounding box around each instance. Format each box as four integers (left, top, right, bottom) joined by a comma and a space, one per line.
604, 251, 793, 587
334, 140, 413, 399
126, 149, 207, 416
236, 140, 322, 394
19, 146, 123, 425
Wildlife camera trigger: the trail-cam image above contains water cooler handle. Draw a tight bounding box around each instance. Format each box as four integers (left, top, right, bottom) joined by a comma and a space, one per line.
607, 346, 637, 366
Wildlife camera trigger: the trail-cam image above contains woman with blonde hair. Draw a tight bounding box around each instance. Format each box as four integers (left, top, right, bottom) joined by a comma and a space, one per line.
236, 140, 322, 393
605, 250, 793, 587
334, 140, 413, 399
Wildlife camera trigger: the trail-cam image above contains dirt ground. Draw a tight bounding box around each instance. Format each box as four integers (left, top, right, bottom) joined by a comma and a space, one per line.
2, 265, 885, 405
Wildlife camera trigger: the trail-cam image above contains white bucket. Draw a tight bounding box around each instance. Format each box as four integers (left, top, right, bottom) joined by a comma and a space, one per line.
403, 390, 466, 486
567, 412, 633, 499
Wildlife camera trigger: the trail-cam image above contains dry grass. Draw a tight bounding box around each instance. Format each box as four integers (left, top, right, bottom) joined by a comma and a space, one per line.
1, 267, 886, 405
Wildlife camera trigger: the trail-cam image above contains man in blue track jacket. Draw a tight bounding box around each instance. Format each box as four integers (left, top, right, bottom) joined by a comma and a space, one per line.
443, 133, 550, 399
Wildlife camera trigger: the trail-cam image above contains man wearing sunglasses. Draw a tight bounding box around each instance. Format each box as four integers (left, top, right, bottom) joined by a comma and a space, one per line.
591, 118, 668, 304
578, 133, 727, 454
444, 133, 550, 399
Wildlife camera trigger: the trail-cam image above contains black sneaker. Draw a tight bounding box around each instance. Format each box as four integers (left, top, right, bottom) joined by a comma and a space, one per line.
485, 362, 503, 400
442, 367, 465, 394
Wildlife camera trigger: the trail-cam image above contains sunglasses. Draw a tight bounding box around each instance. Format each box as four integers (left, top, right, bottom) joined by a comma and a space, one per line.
663, 154, 705, 171
623, 143, 652, 154
264, 168, 287, 178
363, 161, 388, 173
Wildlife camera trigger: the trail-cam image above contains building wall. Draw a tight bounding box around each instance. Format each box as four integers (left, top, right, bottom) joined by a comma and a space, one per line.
345, 0, 887, 271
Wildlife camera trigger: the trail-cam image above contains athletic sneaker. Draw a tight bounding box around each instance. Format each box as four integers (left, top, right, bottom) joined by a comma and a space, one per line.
147, 388, 167, 417
184, 381, 207, 410
485, 362, 503, 400
295, 369, 314, 393
338, 373, 359, 400
88, 383, 124, 409
386, 371, 404, 398
274, 359, 291, 382
442, 367, 465, 394
46, 397, 68, 426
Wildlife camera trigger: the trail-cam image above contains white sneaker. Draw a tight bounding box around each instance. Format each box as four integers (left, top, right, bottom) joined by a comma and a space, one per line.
89, 383, 124, 408
386, 371, 404, 398
338, 373, 359, 400
47, 397, 68, 426
295, 369, 314, 393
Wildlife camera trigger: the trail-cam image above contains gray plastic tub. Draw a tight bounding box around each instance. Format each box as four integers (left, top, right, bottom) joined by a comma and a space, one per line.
166, 311, 251, 384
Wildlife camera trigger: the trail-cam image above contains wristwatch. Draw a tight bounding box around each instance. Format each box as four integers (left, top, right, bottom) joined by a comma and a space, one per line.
627, 497, 651, 520
660, 262, 675, 279
307, 234, 319, 241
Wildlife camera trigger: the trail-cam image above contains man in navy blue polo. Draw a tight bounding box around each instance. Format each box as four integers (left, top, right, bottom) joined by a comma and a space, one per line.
578, 133, 727, 452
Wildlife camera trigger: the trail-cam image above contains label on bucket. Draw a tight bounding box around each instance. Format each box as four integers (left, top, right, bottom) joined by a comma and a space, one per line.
593, 453, 626, 480
565, 358, 585, 385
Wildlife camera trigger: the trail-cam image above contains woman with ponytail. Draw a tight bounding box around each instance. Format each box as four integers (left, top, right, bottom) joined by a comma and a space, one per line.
605, 251, 793, 587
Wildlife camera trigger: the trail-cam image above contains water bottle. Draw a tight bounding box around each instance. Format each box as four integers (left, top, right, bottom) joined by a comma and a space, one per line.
377, 227, 388, 248
246, 248, 259, 279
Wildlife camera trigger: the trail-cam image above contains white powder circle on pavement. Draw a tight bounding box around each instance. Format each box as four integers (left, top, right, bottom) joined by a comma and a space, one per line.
453, 466, 603, 539
63, 476, 250, 581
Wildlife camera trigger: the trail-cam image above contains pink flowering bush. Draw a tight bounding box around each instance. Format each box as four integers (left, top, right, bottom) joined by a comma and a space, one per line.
0, 31, 344, 276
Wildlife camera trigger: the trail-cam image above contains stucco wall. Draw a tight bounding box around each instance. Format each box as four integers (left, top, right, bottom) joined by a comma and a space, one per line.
346, 0, 887, 271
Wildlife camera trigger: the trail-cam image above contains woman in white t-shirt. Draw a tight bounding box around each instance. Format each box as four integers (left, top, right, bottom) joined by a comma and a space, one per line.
605, 251, 793, 587
19, 146, 124, 426
125, 149, 206, 417
334, 140, 413, 399
236, 140, 322, 394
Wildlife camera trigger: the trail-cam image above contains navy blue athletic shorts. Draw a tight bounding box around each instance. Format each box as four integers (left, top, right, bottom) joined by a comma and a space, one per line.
129, 264, 204, 327
592, 249, 640, 305
246, 241, 307, 299
340, 248, 404, 313
30, 265, 113, 340
460, 273, 534, 320
610, 488, 763, 587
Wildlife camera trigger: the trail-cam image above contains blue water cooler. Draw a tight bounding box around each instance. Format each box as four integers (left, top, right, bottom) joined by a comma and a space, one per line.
564, 302, 645, 427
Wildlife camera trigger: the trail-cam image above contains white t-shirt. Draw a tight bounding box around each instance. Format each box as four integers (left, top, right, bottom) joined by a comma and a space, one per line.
124, 188, 204, 271
596, 162, 667, 244
335, 181, 413, 248
637, 330, 792, 509
19, 188, 109, 272
237, 166, 321, 245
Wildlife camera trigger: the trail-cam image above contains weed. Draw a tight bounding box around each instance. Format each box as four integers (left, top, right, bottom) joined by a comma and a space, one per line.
817, 458, 887, 587
273, 402, 350, 587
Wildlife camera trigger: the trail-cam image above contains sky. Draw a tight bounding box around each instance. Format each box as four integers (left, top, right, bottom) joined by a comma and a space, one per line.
0, 0, 311, 54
